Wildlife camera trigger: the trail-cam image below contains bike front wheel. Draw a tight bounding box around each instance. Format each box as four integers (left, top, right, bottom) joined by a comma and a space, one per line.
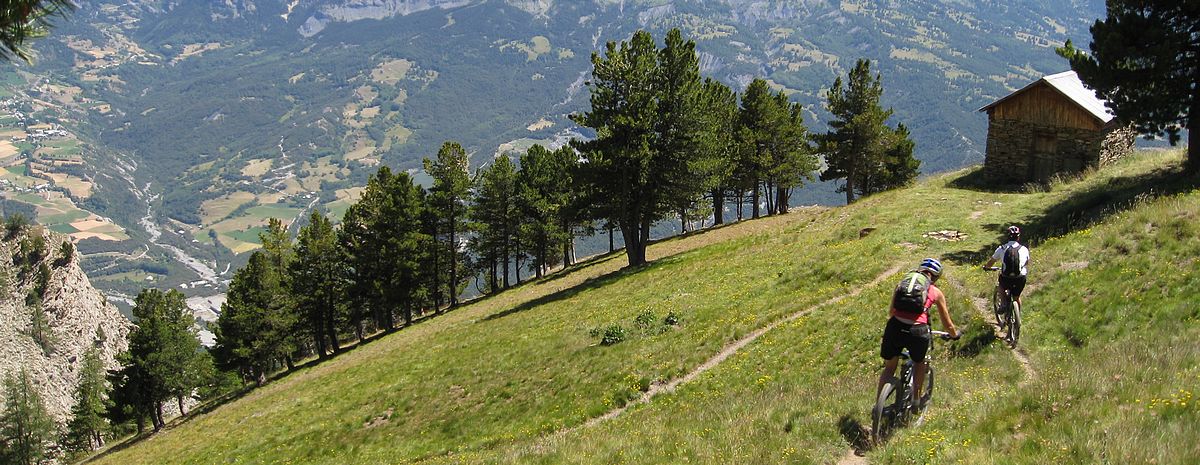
872, 382, 900, 445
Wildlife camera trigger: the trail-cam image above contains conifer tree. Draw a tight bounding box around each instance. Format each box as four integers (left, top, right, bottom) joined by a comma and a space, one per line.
291, 210, 345, 359
66, 347, 109, 452
339, 167, 428, 329
1057, 1, 1200, 172
469, 154, 519, 290
573, 29, 713, 266
699, 78, 740, 225
123, 289, 206, 425
424, 141, 472, 307
819, 59, 917, 203
0, 0, 74, 63
1, 369, 55, 465
517, 144, 574, 278
213, 253, 296, 385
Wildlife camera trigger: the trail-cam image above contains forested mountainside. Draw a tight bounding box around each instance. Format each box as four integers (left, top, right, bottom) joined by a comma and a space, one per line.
0, 0, 1103, 303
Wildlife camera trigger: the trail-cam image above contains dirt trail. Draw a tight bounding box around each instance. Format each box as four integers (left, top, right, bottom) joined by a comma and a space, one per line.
571, 264, 904, 431
946, 278, 1037, 385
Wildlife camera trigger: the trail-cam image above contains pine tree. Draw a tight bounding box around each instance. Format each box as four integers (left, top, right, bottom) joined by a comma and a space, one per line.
469, 154, 519, 291
699, 78, 740, 225
291, 211, 345, 359
338, 167, 428, 330
819, 59, 917, 203
214, 252, 298, 385
424, 141, 472, 308
66, 347, 109, 452
120, 289, 205, 427
0, 0, 74, 63
1, 369, 56, 465
1057, 2, 1200, 172
517, 144, 574, 278
573, 29, 712, 267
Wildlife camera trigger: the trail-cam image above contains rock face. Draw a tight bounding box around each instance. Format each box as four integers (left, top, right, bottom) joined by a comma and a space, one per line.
0, 226, 132, 426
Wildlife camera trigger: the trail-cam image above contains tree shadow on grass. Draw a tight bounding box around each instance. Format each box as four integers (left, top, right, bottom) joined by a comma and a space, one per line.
837, 414, 874, 454
942, 160, 1200, 267
479, 261, 661, 323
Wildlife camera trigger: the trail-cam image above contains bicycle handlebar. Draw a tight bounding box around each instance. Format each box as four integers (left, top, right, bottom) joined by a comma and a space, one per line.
931, 330, 961, 341
982, 266, 1000, 271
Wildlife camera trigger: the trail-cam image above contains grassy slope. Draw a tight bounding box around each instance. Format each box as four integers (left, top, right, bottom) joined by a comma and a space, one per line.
88, 150, 1198, 465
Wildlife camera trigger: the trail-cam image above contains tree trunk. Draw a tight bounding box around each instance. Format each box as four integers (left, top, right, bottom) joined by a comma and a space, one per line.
448, 219, 457, 309
1189, 101, 1198, 172
620, 218, 646, 267
846, 160, 857, 204
490, 252, 498, 293
765, 181, 775, 215
502, 238, 511, 288
737, 190, 744, 221
313, 319, 326, 359
777, 186, 789, 214
326, 308, 340, 353
177, 395, 186, 416
751, 178, 761, 219
608, 224, 615, 252
712, 189, 724, 225
680, 208, 687, 233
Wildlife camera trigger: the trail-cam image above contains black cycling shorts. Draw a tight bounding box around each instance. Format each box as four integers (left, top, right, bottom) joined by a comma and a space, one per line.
880, 317, 931, 362
999, 275, 1027, 300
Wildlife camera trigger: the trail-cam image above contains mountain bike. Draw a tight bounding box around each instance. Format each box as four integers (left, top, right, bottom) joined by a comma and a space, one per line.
984, 267, 1021, 346
871, 330, 957, 445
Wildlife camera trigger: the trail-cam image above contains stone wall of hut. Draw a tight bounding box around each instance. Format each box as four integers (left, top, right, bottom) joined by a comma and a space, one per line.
983, 119, 1135, 184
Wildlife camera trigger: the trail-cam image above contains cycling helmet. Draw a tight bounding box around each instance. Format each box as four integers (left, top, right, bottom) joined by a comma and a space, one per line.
918, 258, 943, 278
1007, 225, 1021, 238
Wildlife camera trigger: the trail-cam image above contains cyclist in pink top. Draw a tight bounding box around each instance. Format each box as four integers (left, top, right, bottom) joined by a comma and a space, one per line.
877, 258, 959, 412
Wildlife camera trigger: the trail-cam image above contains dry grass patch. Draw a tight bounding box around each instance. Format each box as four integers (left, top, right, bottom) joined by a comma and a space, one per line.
241, 159, 272, 177
370, 59, 413, 85
200, 191, 256, 225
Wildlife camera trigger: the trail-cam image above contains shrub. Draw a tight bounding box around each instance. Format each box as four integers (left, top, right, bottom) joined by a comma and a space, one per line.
664, 311, 680, 326
55, 241, 74, 267
4, 212, 29, 240
600, 325, 626, 346
634, 310, 656, 329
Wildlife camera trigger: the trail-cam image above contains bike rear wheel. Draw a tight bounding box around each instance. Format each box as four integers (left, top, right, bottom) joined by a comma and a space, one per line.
1009, 301, 1022, 346
872, 382, 900, 445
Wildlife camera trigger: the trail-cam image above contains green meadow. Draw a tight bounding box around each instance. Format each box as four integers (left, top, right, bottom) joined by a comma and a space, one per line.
88, 150, 1199, 465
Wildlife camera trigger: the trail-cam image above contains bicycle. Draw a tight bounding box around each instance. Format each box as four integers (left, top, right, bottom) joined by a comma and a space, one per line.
871, 330, 957, 445
984, 267, 1021, 346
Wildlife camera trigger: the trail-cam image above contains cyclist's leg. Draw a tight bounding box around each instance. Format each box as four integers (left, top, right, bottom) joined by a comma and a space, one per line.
879, 318, 905, 394
908, 327, 931, 409
1011, 275, 1028, 308
879, 357, 899, 396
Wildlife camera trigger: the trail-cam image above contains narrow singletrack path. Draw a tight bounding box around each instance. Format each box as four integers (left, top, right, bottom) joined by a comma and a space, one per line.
568, 263, 906, 432
944, 277, 1037, 385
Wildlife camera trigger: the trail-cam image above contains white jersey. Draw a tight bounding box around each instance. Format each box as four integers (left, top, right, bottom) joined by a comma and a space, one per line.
992, 241, 1029, 277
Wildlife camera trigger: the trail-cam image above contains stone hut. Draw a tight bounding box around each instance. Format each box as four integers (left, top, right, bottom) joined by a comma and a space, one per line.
979, 70, 1135, 184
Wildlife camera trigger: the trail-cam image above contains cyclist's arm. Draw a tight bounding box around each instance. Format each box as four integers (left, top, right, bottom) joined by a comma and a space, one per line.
982, 257, 997, 269
933, 291, 958, 338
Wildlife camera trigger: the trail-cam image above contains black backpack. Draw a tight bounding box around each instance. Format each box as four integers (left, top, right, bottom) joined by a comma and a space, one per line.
1001, 245, 1023, 277
893, 271, 930, 315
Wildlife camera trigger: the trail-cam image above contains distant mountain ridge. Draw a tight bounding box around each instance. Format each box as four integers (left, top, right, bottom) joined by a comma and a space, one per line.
0, 0, 1104, 305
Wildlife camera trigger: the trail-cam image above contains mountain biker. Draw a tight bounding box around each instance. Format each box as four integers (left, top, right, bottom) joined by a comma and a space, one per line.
878, 258, 959, 413
983, 225, 1030, 312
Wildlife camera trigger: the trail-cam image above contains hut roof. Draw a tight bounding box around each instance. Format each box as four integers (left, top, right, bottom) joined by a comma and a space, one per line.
978, 70, 1115, 123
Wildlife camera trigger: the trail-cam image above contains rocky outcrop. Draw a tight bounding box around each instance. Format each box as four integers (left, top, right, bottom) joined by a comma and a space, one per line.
0, 226, 132, 426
